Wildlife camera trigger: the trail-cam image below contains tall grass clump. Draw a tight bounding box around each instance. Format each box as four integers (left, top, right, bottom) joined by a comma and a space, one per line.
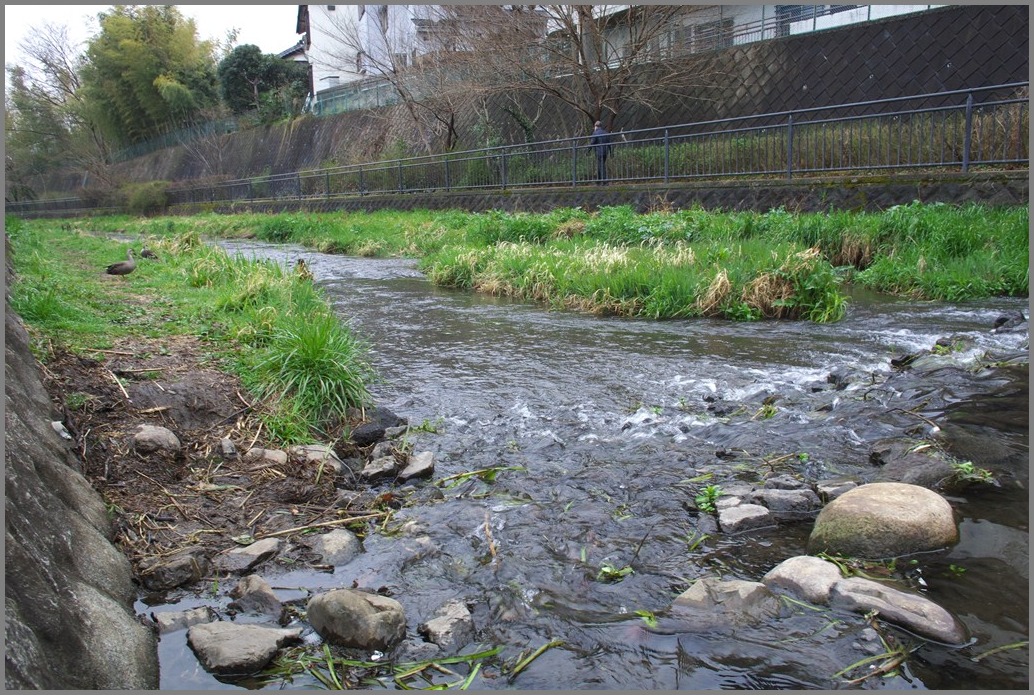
244, 312, 374, 439
855, 202, 1028, 299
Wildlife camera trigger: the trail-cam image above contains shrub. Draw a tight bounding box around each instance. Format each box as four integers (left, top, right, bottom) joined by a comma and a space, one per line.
124, 181, 169, 216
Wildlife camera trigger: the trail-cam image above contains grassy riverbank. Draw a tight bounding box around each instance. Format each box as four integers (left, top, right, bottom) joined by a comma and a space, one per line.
20, 201, 1027, 322
5, 216, 373, 441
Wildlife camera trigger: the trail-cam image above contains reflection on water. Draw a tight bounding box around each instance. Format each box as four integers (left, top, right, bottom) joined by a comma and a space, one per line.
147, 241, 1028, 690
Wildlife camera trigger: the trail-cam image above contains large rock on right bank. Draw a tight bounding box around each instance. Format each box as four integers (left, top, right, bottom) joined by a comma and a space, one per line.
807, 482, 957, 559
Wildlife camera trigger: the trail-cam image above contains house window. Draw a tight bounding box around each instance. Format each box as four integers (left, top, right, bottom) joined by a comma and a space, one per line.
358, 5, 365, 20
378, 5, 389, 29
327, 5, 335, 10
356, 51, 367, 74
694, 18, 733, 52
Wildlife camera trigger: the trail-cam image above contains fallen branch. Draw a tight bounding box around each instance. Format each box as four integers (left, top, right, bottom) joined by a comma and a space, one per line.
255, 512, 389, 539
107, 369, 131, 401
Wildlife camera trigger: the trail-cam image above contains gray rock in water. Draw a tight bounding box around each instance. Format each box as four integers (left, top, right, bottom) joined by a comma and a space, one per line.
351, 406, 407, 447
762, 555, 844, 604
307, 589, 406, 650
829, 576, 970, 645
749, 488, 821, 513
718, 503, 772, 533
228, 575, 283, 616
213, 537, 280, 574
418, 600, 475, 653
138, 549, 210, 591
670, 577, 782, 628
187, 622, 302, 675
152, 606, 217, 634
362, 456, 399, 482
398, 451, 435, 482
313, 528, 363, 566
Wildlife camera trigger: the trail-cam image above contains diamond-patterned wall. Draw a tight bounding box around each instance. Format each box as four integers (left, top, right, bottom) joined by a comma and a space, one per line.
617, 4, 1029, 130
478, 4, 1029, 139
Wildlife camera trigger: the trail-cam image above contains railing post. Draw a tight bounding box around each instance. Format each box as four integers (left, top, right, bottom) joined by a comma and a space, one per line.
445, 158, 451, 192
359, 166, 365, 195
571, 138, 578, 186
296, 173, 302, 199
325, 171, 330, 199
786, 113, 795, 180
962, 92, 974, 173
664, 129, 670, 183
397, 160, 403, 193
501, 149, 508, 190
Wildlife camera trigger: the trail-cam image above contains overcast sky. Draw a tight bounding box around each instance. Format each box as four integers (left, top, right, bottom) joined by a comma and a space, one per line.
4, 4, 301, 66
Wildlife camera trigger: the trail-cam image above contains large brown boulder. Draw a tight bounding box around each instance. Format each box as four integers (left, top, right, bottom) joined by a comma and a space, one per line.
807, 482, 958, 559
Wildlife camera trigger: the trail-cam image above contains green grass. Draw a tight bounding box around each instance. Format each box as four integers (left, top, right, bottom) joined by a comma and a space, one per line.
8, 201, 1027, 330
6, 217, 375, 443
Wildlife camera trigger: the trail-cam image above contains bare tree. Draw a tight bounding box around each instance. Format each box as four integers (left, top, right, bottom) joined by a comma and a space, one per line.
466, 5, 717, 132
13, 21, 115, 184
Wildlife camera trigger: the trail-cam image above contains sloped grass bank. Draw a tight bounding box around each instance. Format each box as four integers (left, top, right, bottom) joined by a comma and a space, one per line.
16, 201, 1028, 324
5, 217, 374, 442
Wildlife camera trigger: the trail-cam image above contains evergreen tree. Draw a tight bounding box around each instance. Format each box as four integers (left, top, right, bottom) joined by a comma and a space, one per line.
79, 5, 220, 145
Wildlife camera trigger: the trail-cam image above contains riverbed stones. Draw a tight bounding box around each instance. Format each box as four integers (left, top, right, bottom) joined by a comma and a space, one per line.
244, 447, 289, 465
748, 488, 821, 513
288, 444, 350, 474
829, 577, 970, 645
313, 528, 363, 566
762, 556, 970, 644
133, 424, 181, 453
398, 451, 435, 482
152, 606, 217, 634
138, 548, 211, 591
362, 455, 399, 482
670, 578, 782, 627
816, 478, 857, 502
307, 589, 407, 650
350, 406, 407, 447
213, 537, 281, 574
228, 575, 283, 616
761, 555, 844, 604
418, 600, 475, 652
870, 438, 955, 488
807, 482, 958, 559
718, 503, 773, 533
187, 622, 303, 675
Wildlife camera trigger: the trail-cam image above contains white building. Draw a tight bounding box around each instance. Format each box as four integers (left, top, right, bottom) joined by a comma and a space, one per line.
295, 5, 943, 112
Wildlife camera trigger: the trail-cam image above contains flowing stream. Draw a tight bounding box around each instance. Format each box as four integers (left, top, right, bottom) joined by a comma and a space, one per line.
145, 241, 1029, 690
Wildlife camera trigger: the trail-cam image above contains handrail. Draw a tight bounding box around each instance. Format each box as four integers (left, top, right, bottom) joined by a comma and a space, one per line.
6, 81, 1027, 215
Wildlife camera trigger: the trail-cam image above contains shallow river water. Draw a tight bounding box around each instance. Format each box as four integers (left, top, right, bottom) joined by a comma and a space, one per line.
144, 241, 1029, 690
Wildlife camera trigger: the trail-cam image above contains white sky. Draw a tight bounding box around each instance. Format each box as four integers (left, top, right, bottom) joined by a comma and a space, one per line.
4, 4, 301, 66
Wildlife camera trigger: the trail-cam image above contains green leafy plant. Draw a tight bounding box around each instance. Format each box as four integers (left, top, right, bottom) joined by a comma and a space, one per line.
949, 460, 997, 486
695, 484, 723, 513
635, 610, 658, 628
597, 562, 635, 582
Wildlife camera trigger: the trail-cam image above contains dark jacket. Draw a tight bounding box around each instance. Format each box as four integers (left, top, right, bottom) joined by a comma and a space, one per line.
590, 125, 612, 157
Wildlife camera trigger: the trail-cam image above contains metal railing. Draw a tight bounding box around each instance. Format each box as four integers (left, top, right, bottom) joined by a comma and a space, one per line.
6, 82, 1027, 217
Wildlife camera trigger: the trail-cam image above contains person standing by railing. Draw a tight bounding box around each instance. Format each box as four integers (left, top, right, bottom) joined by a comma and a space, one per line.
589, 121, 613, 185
